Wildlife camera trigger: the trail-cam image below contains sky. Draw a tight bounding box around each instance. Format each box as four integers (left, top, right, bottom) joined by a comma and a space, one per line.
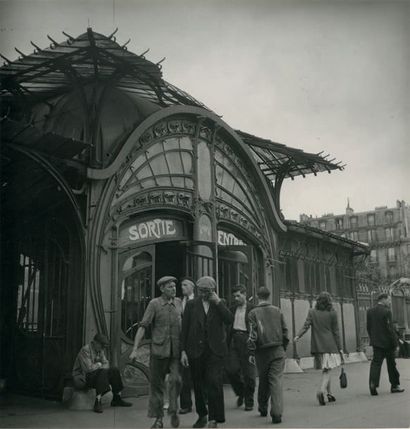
1, 0, 409, 221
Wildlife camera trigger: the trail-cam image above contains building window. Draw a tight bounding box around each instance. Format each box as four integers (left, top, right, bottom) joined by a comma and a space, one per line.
385, 227, 394, 241
350, 231, 358, 241
121, 252, 153, 340
335, 218, 343, 230
387, 247, 396, 262
350, 216, 358, 228
319, 221, 327, 230
367, 230, 373, 242
16, 254, 41, 332
370, 249, 377, 263
385, 211, 393, 224
367, 214, 375, 226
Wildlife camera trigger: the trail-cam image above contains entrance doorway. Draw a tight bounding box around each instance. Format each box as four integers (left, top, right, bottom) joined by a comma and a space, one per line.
2, 210, 83, 399
218, 245, 259, 306
0, 152, 84, 399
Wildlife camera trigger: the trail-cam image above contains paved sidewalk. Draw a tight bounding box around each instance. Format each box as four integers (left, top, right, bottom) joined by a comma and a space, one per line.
0, 360, 409, 428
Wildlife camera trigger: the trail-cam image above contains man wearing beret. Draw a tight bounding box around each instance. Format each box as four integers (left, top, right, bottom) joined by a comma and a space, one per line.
130, 276, 182, 429
72, 333, 132, 413
181, 276, 234, 428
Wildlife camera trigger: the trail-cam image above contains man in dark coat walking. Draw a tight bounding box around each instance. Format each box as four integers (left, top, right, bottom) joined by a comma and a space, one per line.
247, 287, 289, 425
180, 276, 233, 428
367, 293, 404, 395
226, 284, 256, 411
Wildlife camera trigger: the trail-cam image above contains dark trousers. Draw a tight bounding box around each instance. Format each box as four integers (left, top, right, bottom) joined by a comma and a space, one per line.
255, 346, 285, 418
369, 346, 400, 388
180, 365, 193, 410
148, 356, 181, 418
189, 347, 225, 423
225, 332, 256, 407
85, 367, 123, 396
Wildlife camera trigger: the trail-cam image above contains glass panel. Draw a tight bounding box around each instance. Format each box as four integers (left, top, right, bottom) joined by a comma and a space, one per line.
16, 253, 41, 333
140, 177, 156, 189
136, 165, 152, 180
166, 151, 183, 175
172, 177, 184, 188
164, 137, 180, 150
157, 176, 172, 187
130, 153, 147, 172
146, 142, 163, 158
180, 152, 193, 174
179, 136, 193, 150
119, 169, 133, 190
197, 141, 212, 200
121, 252, 153, 340
149, 154, 168, 176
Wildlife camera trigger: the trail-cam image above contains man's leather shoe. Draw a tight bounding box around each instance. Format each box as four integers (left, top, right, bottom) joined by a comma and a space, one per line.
236, 396, 244, 407
258, 408, 267, 417
207, 421, 217, 428
151, 418, 163, 428
93, 398, 103, 413
170, 413, 180, 428
179, 407, 192, 414
244, 406, 253, 411
316, 392, 325, 406
391, 386, 404, 393
272, 415, 282, 424
369, 384, 378, 396
111, 396, 132, 407
193, 416, 208, 428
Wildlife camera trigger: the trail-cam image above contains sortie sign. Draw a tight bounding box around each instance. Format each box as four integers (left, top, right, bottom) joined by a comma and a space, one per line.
119, 218, 186, 246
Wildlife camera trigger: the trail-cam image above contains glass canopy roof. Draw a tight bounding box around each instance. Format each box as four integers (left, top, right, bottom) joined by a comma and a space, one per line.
1, 28, 344, 182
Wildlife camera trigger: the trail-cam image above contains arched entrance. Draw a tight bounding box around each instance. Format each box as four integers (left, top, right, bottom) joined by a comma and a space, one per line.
0, 149, 85, 399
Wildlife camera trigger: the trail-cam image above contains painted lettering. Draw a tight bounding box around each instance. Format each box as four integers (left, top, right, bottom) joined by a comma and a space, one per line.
129, 225, 139, 241
127, 218, 179, 242
147, 221, 160, 238
139, 223, 148, 239
217, 230, 244, 246
166, 220, 176, 235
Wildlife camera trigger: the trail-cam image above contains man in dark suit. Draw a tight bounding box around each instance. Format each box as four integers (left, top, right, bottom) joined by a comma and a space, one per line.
225, 284, 256, 411
367, 293, 404, 395
181, 276, 233, 428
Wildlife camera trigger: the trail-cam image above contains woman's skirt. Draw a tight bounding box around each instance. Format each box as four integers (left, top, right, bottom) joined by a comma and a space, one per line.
313, 353, 341, 370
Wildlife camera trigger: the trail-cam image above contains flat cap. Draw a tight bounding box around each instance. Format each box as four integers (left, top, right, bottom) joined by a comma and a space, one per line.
93, 333, 110, 346
157, 276, 177, 287
197, 276, 216, 290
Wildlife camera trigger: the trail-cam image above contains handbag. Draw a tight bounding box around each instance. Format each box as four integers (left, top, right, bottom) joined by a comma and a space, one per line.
339, 367, 347, 389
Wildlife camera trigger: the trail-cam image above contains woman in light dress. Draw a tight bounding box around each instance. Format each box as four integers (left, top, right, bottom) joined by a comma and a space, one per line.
294, 291, 344, 405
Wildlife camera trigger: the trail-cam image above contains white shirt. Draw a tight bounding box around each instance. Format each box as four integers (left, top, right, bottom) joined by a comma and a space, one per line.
182, 293, 194, 312
233, 305, 247, 331
202, 300, 210, 315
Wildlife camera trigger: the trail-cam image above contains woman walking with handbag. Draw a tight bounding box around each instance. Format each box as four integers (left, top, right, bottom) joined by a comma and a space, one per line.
294, 292, 344, 405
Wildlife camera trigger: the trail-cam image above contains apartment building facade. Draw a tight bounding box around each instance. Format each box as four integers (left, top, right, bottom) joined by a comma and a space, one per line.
300, 200, 410, 341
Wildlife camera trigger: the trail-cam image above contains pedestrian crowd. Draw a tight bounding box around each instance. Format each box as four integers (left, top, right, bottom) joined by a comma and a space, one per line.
72, 277, 405, 428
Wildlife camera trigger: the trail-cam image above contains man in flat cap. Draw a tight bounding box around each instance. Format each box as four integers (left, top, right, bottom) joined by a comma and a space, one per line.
72, 333, 132, 413
181, 276, 233, 428
130, 276, 182, 429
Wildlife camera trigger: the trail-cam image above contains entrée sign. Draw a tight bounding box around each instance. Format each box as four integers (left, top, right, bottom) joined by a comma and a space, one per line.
217, 230, 245, 246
